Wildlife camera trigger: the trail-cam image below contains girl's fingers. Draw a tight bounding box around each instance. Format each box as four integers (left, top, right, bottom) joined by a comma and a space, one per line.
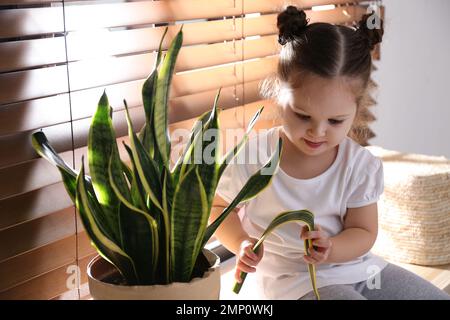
244, 246, 258, 260
301, 230, 324, 240
234, 268, 244, 283
312, 238, 332, 248
308, 248, 325, 261
303, 255, 316, 264
301, 224, 328, 240
300, 225, 308, 237
236, 260, 256, 273
239, 254, 259, 267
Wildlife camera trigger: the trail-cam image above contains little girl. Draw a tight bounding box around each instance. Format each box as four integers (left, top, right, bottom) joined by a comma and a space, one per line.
210, 6, 450, 300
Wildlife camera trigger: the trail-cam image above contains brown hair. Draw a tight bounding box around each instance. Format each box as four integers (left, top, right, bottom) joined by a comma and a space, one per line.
260, 5, 384, 144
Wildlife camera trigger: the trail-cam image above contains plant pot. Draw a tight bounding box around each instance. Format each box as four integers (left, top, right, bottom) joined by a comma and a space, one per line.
87, 249, 221, 300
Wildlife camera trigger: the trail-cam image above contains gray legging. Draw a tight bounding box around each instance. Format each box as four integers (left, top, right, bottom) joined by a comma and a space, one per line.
299, 263, 450, 300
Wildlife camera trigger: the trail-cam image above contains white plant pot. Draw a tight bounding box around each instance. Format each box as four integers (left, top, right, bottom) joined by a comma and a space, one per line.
87, 249, 221, 300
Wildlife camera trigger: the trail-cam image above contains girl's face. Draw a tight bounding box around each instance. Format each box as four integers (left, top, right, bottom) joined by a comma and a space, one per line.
279, 74, 358, 157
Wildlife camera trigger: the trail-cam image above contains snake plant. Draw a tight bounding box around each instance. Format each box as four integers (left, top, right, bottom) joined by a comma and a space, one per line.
30, 25, 320, 299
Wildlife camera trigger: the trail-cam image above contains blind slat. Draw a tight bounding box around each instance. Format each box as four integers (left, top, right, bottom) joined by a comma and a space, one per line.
0, 37, 65, 73
0, 182, 72, 230
0, 6, 63, 39
0, 260, 77, 300
0, 0, 59, 5
0, 234, 75, 292
0, 151, 72, 201
0, 65, 68, 105
0, 94, 70, 137
77, 231, 96, 258
0, 207, 75, 262
0, 122, 72, 169
168, 80, 261, 124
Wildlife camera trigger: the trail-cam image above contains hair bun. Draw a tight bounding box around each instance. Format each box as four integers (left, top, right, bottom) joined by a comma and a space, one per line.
277, 6, 309, 45
357, 12, 384, 50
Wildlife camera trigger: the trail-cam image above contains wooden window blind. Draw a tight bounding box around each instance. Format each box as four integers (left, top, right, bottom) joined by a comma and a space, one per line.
0, 0, 382, 299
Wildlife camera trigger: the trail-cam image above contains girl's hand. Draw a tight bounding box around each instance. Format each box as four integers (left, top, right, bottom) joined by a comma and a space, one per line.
234, 237, 264, 283
300, 224, 332, 265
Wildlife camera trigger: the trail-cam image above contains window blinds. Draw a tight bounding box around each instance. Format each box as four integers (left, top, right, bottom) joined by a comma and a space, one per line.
0, 0, 381, 299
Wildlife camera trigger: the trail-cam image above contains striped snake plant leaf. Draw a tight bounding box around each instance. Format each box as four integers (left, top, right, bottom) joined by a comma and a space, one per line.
202, 137, 283, 247
171, 166, 209, 281
117, 202, 159, 284
125, 107, 172, 271
108, 148, 161, 283
154, 26, 183, 172
124, 100, 163, 213
195, 89, 221, 202
158, 166, 172, 283
121, 161, 133, 187
88, 91, 121, 243
31, 131, 79, 201
32, 131, 114, 239
31, 131, 116, 241
177, 93, 220, 186
109, 151, 141, 214
218, 106, 264, 178
107, 144, 131, 203
140, 27, 168, 154
76, 158, 138, 285
122, 143, 148, 212
232, 209, 321, 300
178, 89, 221, 239
171, 108, 213, 185
123, 135, 171, 283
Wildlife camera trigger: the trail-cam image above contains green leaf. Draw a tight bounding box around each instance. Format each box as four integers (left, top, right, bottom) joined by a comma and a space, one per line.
171, 108, 213, 185
118, 202, 159, 284
124, 100, 163, 212
32, 131, 116, 241
123, 143, 148, 212
171, 166, 209, 281
202, 137, 283, 247
121, 161, 133, 187
31, 131, 78, 201
153, 26, 183, 171
124, 107, 172, 283
193, 89, 221, 207
32, 131, 77, 178
232, 210, 321, 300
176, 104, 221, 190
88, 91, 121, 243
108, 145, 131, 202
76, 159, 138, 285
140, 27, 168, 154
149, 168, 172, 284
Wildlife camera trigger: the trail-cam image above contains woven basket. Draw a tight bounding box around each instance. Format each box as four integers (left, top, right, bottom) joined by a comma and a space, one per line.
365, 146, 450, 266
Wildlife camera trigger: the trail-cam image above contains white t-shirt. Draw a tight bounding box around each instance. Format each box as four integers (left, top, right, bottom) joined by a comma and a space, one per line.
216, 126, 388, 300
